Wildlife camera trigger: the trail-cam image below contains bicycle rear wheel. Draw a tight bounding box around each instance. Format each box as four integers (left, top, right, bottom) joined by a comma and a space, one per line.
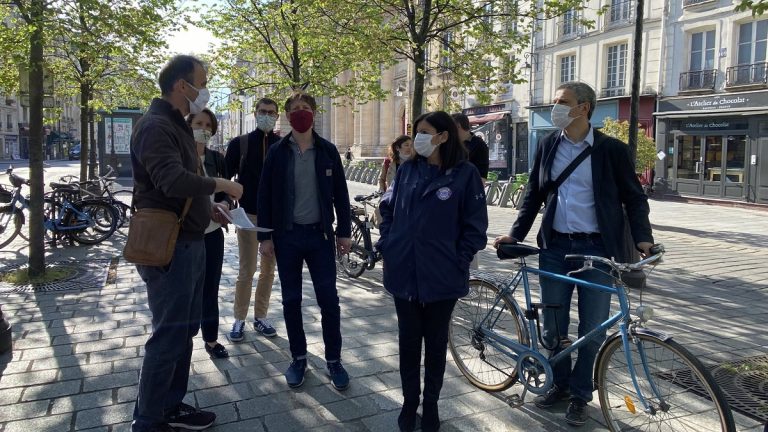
64, 201, 118, 244
449, 279, 528, 391
112, 190, 133, 226
338, 244, 369, 278
0, 206, 23, 249
596, 331, 735, 432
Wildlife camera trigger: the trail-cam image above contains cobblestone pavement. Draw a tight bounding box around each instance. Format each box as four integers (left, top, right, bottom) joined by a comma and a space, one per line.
1, 181, 766, 432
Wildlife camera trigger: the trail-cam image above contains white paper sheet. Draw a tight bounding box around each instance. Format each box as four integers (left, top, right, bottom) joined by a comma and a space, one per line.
220, 207, 273, 232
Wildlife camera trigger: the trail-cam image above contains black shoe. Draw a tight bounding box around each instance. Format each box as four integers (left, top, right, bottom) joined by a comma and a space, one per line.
421, 401, 440, 432
204, 343, 229, 359
167, 402, 216, 431
533, 385, 570, 409
565, 398, 589, 427
397, 399, 420, 432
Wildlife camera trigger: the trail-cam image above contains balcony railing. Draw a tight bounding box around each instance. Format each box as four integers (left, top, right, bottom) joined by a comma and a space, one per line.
604, 0, 635, 28
557, 19, 582, 41
601, 87, 626, 97
679, 69, 717, 91
726, 62, 768, 87
683, 0, 715, 7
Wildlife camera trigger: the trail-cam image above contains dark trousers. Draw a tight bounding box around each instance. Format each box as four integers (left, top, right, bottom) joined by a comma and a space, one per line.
393, 297, 457, 404
274, 224, 342, 361
132, 240, 205, 431
539, 235, 614, 402
202, 228, 224, 343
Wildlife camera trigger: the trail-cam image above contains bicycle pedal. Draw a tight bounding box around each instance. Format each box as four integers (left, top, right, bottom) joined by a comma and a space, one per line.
504, 394, 525, 408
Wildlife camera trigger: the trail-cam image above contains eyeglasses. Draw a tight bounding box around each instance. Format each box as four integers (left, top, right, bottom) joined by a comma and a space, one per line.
257, 109, 278, 117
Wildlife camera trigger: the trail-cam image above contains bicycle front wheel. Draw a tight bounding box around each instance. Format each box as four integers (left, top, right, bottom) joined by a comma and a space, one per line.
449, 279, 528, 391
596, 331, 735, 432
338, 244, 369, 278
0, 206, 23, 249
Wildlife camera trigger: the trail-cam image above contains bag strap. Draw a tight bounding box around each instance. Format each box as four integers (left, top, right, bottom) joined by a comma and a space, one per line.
551, 144, 594, 191
238, 133, 250, 179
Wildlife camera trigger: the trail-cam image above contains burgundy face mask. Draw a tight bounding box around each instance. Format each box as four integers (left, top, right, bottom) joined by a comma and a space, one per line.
289, 110, 314, 133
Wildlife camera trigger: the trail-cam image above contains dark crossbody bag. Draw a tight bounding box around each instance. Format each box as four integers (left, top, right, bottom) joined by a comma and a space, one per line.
123, 197, 193, 267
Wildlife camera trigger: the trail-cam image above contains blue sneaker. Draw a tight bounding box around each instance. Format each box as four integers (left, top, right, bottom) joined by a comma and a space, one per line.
327, 361, 350, 391
285, 358, 307, 388
229, 320, 245, 342
253, 318, 277, 337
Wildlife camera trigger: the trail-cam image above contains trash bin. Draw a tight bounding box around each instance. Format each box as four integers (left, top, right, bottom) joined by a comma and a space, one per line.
0, 305, 11, 355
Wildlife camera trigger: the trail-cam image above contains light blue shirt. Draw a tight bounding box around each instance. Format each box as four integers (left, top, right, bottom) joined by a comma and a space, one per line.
551, 127, 600, 234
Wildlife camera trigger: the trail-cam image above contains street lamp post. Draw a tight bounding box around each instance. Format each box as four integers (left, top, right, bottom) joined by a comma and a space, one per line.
523, 52, 539, 106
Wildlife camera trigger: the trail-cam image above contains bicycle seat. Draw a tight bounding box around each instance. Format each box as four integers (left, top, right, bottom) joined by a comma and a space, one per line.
354, 195, 369, 202
49, 182, 79, 191
497, 243, 540, 260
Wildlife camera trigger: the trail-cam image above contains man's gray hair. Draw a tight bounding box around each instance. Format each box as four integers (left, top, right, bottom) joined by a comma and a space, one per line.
557, 81, 596, 120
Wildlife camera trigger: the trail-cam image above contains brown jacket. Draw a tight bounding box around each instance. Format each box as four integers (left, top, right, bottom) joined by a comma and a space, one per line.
130, 98, 216, 239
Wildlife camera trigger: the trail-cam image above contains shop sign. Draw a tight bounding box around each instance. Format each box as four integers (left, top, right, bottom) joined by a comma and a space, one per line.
678, 118, 748, 131
462, 103, 506, 116
659, 91, 768, 112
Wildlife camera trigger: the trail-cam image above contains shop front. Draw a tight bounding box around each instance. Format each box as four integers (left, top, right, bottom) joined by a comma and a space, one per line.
655, 91, 768, 203
463, 103, 527, 180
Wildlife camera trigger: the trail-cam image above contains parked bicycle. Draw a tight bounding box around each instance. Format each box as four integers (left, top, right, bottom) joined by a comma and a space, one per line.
58, 165, 133, 228
0, 167, 118, 249
448, 243, 735, 431
337, 190, 383, 278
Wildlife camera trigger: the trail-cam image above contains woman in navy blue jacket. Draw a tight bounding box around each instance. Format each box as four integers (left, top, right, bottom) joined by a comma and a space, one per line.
377, 111, 488, 432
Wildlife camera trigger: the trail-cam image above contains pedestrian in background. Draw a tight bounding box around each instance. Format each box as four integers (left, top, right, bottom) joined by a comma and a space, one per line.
452, 113, 489, 179
378, 135, 413, 192
224, 98, 281, 342
187, 108, 230, 359
345, 146, 354, 163
130, 55, 242, 432
257, 92, 352, 391
377, 111, 488, 432
494, 81, 653, 427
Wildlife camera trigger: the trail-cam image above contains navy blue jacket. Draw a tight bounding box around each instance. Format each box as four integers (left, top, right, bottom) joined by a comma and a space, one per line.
377, 158, 488, 303
257, 131, 351, 241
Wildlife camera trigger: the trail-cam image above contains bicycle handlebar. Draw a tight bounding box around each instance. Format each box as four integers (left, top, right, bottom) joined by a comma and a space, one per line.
565, 244, 665, 274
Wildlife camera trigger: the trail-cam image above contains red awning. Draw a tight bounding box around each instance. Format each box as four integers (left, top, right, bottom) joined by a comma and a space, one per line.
467, 112, 508, 125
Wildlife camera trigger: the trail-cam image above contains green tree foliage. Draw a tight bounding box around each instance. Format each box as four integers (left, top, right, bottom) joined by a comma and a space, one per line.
735, 0, 768, 16
199, 0, 395, 104
335, 0, 588, 122
600, 117, 657, 172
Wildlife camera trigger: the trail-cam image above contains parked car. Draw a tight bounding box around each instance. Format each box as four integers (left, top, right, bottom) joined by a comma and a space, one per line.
68, 144, 81, 161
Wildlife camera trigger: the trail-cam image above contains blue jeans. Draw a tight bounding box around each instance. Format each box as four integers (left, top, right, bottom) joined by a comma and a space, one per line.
539, 235, 613, 402
273, 224, 342, 361
132, 240, 205, 431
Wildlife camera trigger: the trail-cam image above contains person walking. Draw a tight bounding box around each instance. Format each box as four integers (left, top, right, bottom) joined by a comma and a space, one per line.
257, 92, 352, 391
188, 108, 230, 359
224, 98, 281, 342
377, 111, 488, 432
494, 81, 654, 427
130, 55, 242, 432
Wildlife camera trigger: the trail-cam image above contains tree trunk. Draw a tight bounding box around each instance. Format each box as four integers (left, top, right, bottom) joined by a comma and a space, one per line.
27, 0, 46, 277
78, 75, 90, 181
88, 107, 97, 178
411, 48, 426, 124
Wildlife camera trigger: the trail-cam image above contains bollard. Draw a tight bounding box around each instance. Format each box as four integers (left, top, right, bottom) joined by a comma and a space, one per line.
0, 305, 11, 355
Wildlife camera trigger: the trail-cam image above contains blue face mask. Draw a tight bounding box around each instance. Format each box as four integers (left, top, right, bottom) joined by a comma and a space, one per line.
413, 133, 436, 157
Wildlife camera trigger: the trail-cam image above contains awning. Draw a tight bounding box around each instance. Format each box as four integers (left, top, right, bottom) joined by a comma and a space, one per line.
467, 111, 508, 125
654, 107, 768, 118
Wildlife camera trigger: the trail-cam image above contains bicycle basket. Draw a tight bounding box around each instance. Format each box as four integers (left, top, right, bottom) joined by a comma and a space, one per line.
0, 185, 11, 203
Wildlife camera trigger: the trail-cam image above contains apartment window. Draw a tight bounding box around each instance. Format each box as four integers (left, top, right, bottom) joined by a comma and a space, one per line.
440, 32, 453, 71
6, 114, 11, 131
738, 20, 768, 65
560, 55, 576, 83
605, 43, 628, 94
561, 9, 579, 37
690, 30, 716, 71
609, 0, 633, 24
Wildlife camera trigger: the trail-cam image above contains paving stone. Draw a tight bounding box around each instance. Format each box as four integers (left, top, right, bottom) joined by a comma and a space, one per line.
81, 371, 137, 392
22, 379, 81, 401
74, 402, 134, 430
0, 399, 49, 422
0, 369, 57, 389
3, 413, 73, 432
320, 395, 380, 422
263, 407, 328, 431
194, 382, 254, 408
236, 392, 297, 419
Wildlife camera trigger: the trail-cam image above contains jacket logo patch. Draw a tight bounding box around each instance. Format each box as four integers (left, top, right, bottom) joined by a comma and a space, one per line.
326, 169, 332, 176
436, 187, 452, 200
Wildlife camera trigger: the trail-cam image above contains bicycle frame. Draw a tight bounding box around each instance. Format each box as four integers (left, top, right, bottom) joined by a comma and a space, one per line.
476, 259, 662, 414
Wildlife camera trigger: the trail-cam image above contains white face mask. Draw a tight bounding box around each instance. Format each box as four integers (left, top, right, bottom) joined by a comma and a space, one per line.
551, 103, 580, 130
185, 81, 210, 115
399, 151, 412, 161
256, 114, 277, 132
413, 133, 436, 157
193, 128, 212, 144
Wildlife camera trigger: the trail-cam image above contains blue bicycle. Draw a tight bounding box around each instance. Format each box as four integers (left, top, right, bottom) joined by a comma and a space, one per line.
448, 243, 735, 431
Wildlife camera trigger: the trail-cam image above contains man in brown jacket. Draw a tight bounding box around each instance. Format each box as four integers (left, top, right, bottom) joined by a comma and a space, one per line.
130, 55, 242, 432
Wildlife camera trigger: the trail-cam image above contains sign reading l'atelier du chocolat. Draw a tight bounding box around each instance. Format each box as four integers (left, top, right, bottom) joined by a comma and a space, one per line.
658, 90, 768, 112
